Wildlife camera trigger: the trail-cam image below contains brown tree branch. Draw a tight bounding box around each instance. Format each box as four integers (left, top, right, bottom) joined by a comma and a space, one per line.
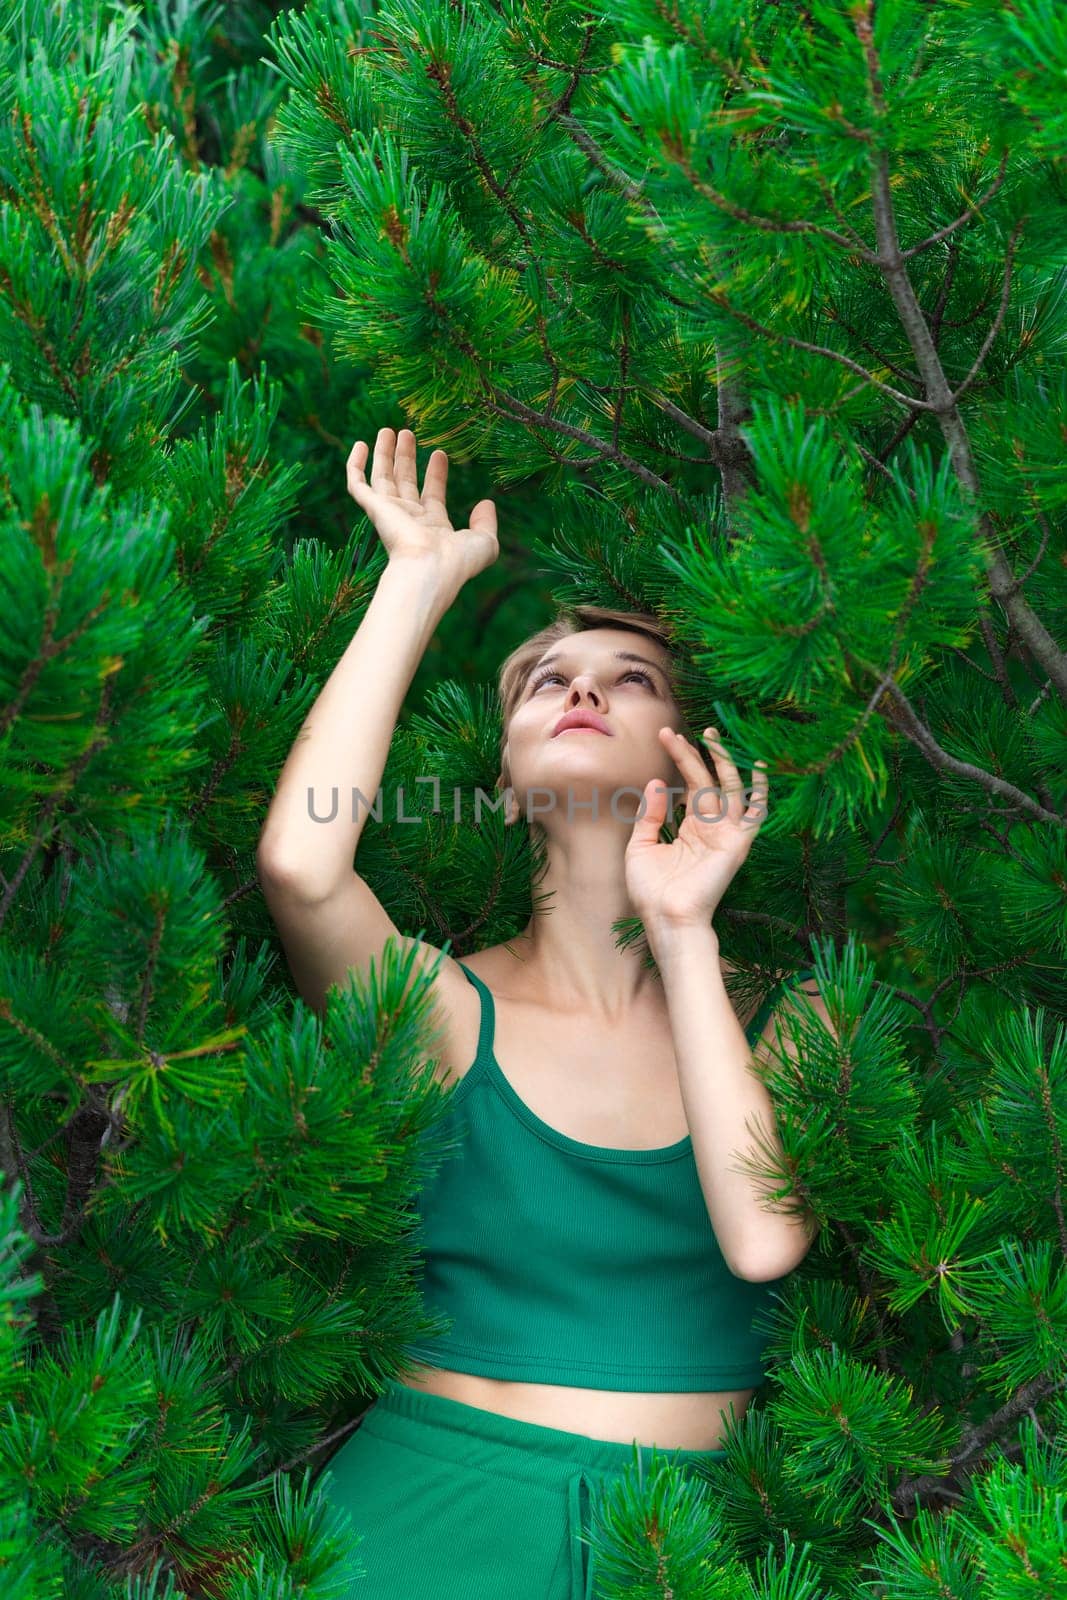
0, 676, 117, 931
929, 236, 960, 350
900, 151, 1011, 261
708, 292, 930, 409
875, 673, 1065, 826
0, 1095, 49, 1242
484, 389, 687, 502
668, 146, 880, 260
891, 1372, 1066, 1516
856, 31, 1067, 703
824, 301, 921, 386
949, 222, 1023, 404
547, 109, 760, 515
977, 612, 1019, 709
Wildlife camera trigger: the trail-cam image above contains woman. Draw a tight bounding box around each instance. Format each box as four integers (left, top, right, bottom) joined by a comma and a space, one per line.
256, 427, 824, 1598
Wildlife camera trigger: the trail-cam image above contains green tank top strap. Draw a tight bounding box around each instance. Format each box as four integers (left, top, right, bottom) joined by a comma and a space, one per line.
457, 962, 495, 1068
744, 966, 818, 1044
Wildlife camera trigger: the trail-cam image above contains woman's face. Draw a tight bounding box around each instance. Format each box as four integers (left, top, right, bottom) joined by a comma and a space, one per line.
501, 628, 687, 827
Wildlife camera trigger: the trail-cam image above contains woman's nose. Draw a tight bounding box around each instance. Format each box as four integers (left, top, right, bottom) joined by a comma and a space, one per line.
565, 676, 603, 705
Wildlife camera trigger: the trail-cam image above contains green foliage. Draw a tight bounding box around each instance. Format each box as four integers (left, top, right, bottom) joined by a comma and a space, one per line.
2, 0, 1066, 1595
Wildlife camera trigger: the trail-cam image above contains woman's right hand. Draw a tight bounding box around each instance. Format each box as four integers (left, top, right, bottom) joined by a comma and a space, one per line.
346, 426, 498, 592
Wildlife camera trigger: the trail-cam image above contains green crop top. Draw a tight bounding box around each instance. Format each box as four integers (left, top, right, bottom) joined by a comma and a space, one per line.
401, 962, 817, 1391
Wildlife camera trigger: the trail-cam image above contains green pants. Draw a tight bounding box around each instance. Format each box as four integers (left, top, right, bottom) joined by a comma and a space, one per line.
317, 1379, 728, 1598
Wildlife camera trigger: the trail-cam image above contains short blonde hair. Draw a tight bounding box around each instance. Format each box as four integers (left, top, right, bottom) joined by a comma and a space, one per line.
494, 604, 688, 804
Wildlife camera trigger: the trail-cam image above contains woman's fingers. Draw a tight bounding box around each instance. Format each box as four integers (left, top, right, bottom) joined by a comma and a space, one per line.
701, 728, 737, 771
670, 729, 726, 824
420, 447, 449, 512
661, 728, 714, 805
346, 439, 381, 508
346, 439, 366, 492
349, 427, 450, 514
702, 728, 746, 791
704, 728, 769, 822
393, 428, 420, 501
370, 426, 398, 493
666, 727, 766, 821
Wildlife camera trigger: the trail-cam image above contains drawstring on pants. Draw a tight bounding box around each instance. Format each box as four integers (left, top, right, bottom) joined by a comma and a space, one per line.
567, 1467, 596, 1600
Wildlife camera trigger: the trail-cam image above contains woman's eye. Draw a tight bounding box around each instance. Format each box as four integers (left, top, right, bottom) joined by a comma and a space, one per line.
532, 669, 654, 690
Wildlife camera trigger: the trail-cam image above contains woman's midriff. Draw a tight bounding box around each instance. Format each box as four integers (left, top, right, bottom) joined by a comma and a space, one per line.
397, 1364, 755, 1450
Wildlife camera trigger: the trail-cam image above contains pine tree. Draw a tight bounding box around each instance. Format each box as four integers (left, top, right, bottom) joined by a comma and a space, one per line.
0, 0, 536, 1593
2, 1, 1066, 1598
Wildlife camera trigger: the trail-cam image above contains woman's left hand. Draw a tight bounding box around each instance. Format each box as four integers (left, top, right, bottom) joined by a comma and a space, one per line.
624, 726, 768, 932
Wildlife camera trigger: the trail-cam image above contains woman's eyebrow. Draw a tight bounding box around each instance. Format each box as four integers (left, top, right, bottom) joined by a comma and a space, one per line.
533, 650, 670, 687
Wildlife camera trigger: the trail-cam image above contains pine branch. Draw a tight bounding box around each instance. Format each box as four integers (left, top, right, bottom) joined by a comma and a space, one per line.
0, 1095, 49, 1243
1028, 679, 1054, 716
0, 676, 117, 932
949, 222, 1023, 404
792, 456, 1024, 821
977, 611, 1020, 710
890, 1372, 1067, 1516
874, 673, 1066, 826
221, 877, 261, 908
424, 58, 534, 254
715, 906, 807, 938
712, 330, 756, 526
667, 145, 879, 260
0, 1098, 82, 1347
548, 109, 756, 516
413, 273, 690, 499
536, 14, 601, 123
824, 300, 921, 387
0, 1094, 110, 1254
118, 1476, 234, 1567
856, 442, 903, 488
1017, 510, 1054, 591
273, 1412, 365, 1476
484, 389, 688, 501
899, 150, 1011, 260
840, 745, 908, 886
929, 235, 960, 350
708, 292, 930, 410
59, 1096, 112, 1243
855, 18, 1067, 704
613, 302, 631, 451
868, 405, 923, 477
645, 391, 752, 500
550, 110, 646, 205
832, 1218, 899, 1373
